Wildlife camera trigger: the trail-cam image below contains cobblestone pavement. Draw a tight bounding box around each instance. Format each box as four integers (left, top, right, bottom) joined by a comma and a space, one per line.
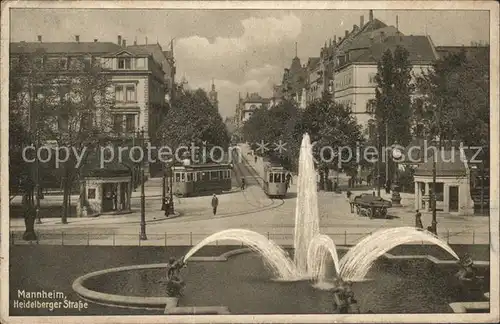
9, 143, 490, 246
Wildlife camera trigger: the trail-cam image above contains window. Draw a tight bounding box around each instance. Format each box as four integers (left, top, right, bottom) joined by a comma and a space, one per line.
430, 183, 444, 202
58, 113, 69, 131
366, 99, 376, 113
369, 73, 377, 84
269, 173, 273, 183
175, 173, 181, 182
59, 58, 67, 69
210, 171, 219, 180
81, 112, 94, 130
274, 173, 282, 183
125, 115, 135, 133
125, 85, 136, 102
113, 114, 123, 133
118, 58, 131, 69
136, 58, 145, 68
87, 189, 96, 199
368, 121, 376, 140
199, 172, 207, 181
187, 173, 193, 182
115, 85, 124, 101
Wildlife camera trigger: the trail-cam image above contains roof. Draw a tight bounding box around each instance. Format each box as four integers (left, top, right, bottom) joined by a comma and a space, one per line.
81, 151, 131, 178
414, 149, 468, 177
307, 57, 320, 69
436, 45, 489, 60
10, 42, 122, 55
346, 35, 438, 65
243, 93, 270, 104
126, 44, 166, 63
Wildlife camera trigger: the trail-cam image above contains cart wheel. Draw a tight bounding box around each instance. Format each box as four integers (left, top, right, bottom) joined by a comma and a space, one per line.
381, 207, 388, 218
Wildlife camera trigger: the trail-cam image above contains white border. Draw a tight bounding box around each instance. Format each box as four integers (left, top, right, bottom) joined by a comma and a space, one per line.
1, 1, 499, 323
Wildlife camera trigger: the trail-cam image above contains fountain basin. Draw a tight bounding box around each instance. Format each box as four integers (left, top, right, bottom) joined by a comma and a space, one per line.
72, 263, 180, 310
73, 250, 489, 314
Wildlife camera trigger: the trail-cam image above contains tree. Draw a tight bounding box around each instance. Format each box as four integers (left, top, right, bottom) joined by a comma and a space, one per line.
414, 47, 489, 148
157, 88, 229, 162
300, 93, 364, 184
242, 99, 301, 169
375, 46, 413, 147
374, 46, 413, 185
9, 51, 115, 228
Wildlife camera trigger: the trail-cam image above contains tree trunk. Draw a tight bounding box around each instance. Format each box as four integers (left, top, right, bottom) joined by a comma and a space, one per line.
22, 192, 37, 241
61, 164, 69, 224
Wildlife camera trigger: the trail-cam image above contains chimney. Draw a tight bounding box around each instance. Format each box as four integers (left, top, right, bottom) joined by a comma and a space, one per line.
353, 24, 359, 32
145, 37, 148, 45
117, 35, 122, 45
345, 30, 349, 38
37, 35, 42, 42
122, 39, 126, 47
338, 37, 342, 43
94, 39, 98, 42
75, 35, 80, 43
134, 39, 137, 46
360, 15, 364, 28
369, 10, 373, 22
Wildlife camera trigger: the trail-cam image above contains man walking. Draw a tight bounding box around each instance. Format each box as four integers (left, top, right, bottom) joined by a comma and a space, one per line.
415, 209, 423, 229
346, 190, 354, 213
211, 194, 219, 215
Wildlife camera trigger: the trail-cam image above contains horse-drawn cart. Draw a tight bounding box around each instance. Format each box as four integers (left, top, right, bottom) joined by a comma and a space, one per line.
354, 194, 392, 219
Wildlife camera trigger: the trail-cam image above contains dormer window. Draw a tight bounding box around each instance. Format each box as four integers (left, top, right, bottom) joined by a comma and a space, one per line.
118, 58, 131, 69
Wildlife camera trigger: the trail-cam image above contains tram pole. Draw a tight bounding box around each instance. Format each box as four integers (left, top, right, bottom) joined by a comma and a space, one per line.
139, 128, 147, 240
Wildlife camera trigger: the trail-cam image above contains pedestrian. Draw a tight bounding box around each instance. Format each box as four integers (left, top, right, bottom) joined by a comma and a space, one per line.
385, 179, 391, 194
286, 172, 292, 185
211, 194, 219, 215
254, 156, 257, 163
241, 177, 246, 191
415, 209, 423, 229
165, 194, 172, 217
346, 190, 354, 213
112, 189, 118, 211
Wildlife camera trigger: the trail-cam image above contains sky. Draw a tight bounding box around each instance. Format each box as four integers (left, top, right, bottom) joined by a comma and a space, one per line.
10, 8, 489, 118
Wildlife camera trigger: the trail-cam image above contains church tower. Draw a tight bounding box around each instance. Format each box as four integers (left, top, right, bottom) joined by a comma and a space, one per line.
209, 79, 219, 110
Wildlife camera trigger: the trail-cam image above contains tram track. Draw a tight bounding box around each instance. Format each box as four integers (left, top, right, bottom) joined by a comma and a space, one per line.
233, 150, 285, 211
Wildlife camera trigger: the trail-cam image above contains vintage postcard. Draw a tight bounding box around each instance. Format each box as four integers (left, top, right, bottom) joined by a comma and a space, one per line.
1, 1, 499, 323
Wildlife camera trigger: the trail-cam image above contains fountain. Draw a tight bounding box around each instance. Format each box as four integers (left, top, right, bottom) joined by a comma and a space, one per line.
72, 133, 468, 314
182, 133, 460, 284
294, 134, 320, 275
184, 229, 299, 280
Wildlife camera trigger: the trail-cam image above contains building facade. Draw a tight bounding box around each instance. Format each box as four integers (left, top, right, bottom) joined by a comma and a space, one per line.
237, 92, 270, 123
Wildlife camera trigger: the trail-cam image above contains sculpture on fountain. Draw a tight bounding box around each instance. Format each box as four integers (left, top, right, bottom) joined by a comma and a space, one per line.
165, 257, 187, 298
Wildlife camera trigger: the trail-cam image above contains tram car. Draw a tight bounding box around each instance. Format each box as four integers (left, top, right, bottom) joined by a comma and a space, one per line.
171, 163, 232, 197
262, 160, 288, 198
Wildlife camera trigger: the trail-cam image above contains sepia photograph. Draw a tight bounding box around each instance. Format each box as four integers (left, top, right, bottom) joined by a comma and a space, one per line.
1, 1, 498, 323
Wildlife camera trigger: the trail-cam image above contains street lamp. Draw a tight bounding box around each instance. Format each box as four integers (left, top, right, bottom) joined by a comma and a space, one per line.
430, 150, 438, 234
390, 144, 402, 207
161, 163, 166, 210
139, 127, 147, 240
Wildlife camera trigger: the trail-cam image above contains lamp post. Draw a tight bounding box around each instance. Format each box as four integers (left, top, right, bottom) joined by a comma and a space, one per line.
390, 143, 402, 207
430, 150, 437, 234
139, 127, 147, 240
161, 162, 166, 210
169, 161, 174, 214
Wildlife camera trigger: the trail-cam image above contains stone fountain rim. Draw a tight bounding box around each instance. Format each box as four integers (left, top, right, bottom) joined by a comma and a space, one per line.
71, 248, 254, 309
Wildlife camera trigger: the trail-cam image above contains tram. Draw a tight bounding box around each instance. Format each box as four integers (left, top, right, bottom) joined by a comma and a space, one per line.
262, 161, 288, 198
171, 163, 232, 197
